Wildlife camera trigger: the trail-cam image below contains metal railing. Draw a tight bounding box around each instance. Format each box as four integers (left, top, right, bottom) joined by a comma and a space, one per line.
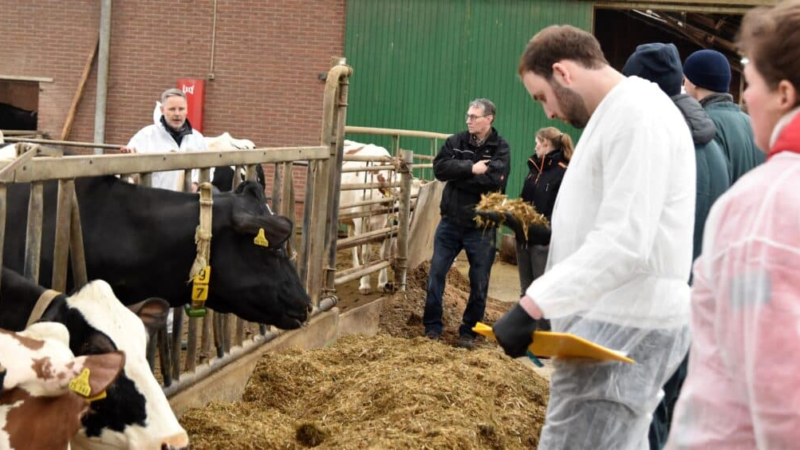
0, 61, 354, 398
344, 126, 451, 181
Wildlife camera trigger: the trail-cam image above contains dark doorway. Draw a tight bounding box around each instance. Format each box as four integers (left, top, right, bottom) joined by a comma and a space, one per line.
0, 80, 39, 131
594, 9, 743, 103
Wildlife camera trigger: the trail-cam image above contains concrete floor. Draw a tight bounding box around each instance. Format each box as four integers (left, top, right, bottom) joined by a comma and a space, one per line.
453, 253, 522, 304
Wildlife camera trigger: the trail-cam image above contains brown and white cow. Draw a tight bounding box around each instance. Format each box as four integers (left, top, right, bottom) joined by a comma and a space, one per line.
0, 322, 125, 450
0, 268, 189, 449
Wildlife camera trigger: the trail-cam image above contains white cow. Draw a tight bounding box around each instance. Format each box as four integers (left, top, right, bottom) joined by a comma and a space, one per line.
340, 140, 422, 294
204, 133, 266, 190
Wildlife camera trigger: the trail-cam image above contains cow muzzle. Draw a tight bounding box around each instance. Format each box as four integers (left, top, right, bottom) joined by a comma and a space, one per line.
160, 432, 189, 450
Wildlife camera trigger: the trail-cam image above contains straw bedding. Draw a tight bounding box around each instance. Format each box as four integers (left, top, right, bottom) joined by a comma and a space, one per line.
181, 260, 549, 449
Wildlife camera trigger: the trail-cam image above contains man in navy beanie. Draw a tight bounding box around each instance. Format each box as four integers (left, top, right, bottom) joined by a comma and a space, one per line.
624, 42, 732, 450
684, 49, 764, 182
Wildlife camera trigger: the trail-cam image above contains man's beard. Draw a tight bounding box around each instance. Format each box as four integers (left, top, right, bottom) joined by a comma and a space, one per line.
551, 81, 590, 129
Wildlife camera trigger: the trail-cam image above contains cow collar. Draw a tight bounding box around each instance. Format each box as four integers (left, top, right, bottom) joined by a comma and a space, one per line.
186, 182, 214, 318
26, 289, 61, 328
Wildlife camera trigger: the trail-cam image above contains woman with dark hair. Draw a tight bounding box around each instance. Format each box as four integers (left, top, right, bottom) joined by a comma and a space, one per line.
515, 127, 573, 329
667, 2, 800, 448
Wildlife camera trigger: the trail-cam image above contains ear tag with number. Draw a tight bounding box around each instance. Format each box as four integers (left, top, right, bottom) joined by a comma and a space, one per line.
254, 228, 269, 247
68, 368, 92, 397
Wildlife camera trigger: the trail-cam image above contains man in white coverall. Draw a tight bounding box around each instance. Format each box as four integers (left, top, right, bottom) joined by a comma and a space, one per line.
492, 26, 696, 449
121, 88, 208, 333
121, 88, 208, 190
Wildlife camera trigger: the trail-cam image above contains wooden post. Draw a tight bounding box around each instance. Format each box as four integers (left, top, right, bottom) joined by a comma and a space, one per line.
272, 163, 283, 214
0, 185, 6, 293
170, 307, 183, 381
24, 182, 44, 283
185, 316, 198, 372
61, 38, 98, 141
157, 328, 172, 387
52, 180, 75, 292
201, 310, 213, 360
298, 162, 315, 288
214, 312, 224, 358
235, 317, 244, 347
234, 165, 244, 190
245, 165, 257, 182
69, 191, 88, 288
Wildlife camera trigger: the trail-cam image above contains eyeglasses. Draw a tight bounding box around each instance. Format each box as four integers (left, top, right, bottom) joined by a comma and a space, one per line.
465, 114, 489, 122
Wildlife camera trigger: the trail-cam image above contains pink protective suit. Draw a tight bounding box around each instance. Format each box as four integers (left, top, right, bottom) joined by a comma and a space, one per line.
667, 108, 800, 449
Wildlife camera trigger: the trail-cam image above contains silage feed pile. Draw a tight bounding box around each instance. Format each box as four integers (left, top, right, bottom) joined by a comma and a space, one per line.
379, 261, 511, 347
181, 334, 549, 449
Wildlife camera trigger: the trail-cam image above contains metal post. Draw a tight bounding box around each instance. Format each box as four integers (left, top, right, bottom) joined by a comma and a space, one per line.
93, 0, 112, 155
394, 150, 413, 291
320, 59, 352, 298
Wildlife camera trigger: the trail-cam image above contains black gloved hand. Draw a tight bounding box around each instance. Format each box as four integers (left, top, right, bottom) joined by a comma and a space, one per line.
525, 225, 551, 246
475, 210, 504, 226
493, 303, 538, 358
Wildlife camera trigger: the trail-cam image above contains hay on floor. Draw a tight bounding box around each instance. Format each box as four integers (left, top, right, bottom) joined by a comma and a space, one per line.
182, 334, 548, 449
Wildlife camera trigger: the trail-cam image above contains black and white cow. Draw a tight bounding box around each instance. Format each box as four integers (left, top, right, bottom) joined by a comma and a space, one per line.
3, 175, 311, 329
0, 267, 188, 449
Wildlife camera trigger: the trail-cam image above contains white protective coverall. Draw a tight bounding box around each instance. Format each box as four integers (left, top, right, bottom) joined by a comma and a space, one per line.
667, 107, 800, 450
525, 77, 696, 449
126, 103, 207, 191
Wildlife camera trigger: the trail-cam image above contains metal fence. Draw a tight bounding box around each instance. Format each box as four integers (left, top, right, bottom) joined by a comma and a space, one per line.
0, 62, 360, 397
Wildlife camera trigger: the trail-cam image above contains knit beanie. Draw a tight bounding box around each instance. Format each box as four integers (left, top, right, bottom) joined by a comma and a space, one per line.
622, 43, 683, 96
683, 49, 731, 93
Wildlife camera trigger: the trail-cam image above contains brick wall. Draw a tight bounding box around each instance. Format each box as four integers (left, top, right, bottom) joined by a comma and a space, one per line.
0, 0, 346, 214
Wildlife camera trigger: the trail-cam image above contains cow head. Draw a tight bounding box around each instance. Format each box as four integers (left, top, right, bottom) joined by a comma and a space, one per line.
0, 323, 123, 397
209, 181, 311, 328
41, 281, 188, 449
0, 323, 125, 450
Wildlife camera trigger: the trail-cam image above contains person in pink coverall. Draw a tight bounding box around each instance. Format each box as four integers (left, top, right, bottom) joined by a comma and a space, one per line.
667, 2, 800, 449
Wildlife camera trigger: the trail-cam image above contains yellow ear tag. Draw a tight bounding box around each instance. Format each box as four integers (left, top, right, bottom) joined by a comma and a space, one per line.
254, 228, 269, 247
68, 368, 92, 397
86, 390, 107, 402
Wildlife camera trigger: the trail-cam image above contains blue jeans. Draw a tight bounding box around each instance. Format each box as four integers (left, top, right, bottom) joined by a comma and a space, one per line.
423, 219, 496, 337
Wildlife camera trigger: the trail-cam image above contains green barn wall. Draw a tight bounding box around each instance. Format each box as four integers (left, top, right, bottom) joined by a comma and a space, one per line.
344, 0, 593, 198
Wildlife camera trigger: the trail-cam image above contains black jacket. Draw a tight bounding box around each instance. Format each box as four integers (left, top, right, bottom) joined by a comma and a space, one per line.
519, 150, 568, 245
433, 128, 511, 227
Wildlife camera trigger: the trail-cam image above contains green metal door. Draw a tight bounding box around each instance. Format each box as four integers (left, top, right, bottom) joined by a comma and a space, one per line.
344, 0, 594, 199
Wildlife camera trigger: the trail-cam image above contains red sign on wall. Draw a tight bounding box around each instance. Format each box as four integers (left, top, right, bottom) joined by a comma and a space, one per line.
177, 79, 205, 133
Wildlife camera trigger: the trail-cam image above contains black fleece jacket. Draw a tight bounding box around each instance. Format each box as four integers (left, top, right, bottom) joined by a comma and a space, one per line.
433, 128, 511, 227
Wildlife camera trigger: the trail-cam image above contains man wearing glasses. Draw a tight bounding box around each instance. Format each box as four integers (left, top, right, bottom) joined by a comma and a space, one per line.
423, 98, 511, 349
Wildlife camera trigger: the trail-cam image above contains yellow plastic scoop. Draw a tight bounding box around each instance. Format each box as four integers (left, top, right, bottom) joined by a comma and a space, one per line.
473, 322, 635, 364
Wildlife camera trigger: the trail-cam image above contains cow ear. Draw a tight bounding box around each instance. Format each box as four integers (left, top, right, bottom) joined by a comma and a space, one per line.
76, 351, 125, 397
127, 298, 170, 336
233, 213, 293, 247
234, 180, 264, 200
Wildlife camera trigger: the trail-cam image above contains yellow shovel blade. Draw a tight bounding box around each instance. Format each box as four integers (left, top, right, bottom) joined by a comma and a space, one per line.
473, 322, 635, 364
